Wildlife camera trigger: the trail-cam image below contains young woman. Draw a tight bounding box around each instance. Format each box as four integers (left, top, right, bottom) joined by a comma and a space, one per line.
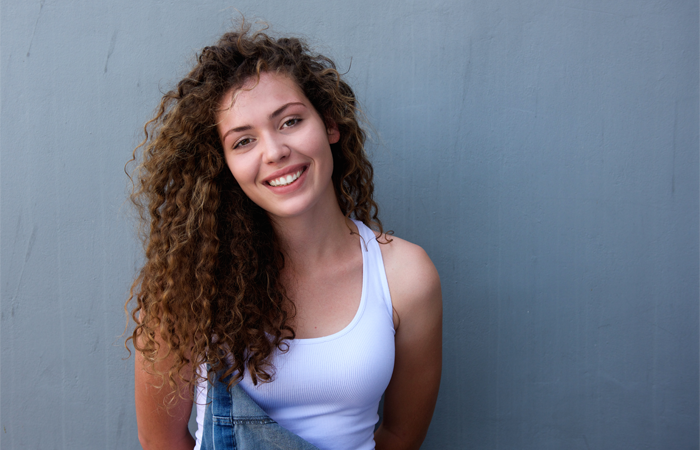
127, 24, 442, 450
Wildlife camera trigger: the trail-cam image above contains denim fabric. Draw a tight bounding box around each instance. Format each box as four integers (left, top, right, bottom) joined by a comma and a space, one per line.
200, 371, 320, 450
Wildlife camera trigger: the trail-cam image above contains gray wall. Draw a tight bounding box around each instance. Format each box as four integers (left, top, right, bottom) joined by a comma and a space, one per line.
1, 1, 697, 449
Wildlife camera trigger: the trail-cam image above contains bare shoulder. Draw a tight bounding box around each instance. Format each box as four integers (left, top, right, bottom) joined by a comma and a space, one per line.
374, 232, 442, 447
376, 233, 441, 327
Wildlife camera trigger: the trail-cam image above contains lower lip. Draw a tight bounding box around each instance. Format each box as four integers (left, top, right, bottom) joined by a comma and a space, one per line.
266, 167, 308, 194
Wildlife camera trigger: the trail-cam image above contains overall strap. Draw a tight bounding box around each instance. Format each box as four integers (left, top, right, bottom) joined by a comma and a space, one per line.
211, 371, 274, 423
200, 370, 320, 450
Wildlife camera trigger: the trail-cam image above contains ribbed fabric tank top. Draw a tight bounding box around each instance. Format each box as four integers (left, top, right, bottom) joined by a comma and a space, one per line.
194, 220, 395, 450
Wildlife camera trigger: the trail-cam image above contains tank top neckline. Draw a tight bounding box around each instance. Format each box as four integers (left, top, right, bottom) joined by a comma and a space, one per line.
290, 219, 371, 346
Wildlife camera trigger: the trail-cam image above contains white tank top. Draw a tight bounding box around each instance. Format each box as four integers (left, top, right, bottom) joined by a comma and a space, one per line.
195, 220, 395, 450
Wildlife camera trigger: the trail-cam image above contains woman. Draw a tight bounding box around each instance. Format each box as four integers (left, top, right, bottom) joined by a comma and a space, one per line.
127, 24, 442, 450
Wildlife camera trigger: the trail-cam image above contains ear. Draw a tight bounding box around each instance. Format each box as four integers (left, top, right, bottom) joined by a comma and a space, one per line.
327, 121, 340, 144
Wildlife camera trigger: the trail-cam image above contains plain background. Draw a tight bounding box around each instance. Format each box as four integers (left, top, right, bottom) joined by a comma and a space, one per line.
1, 1, 698, 449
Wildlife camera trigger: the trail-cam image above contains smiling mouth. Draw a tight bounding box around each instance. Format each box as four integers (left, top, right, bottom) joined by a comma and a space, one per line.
267, 167, 306, 187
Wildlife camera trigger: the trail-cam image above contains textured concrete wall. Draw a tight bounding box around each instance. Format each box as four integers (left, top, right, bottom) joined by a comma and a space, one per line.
1, 1, 697, 449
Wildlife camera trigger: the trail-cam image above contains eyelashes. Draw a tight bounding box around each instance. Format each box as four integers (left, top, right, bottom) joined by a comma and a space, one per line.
233, 137, 254, 149
282, 117, 301, 128
230, 117, 303, 150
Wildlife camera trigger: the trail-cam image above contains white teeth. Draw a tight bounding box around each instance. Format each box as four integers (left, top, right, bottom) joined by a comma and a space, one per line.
269, 169, 303, 187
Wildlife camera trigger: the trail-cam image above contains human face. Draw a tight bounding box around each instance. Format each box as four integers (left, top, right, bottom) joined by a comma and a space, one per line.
217, 73, 340, 220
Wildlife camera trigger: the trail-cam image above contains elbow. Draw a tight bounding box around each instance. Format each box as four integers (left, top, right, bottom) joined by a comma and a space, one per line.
138, 429, 160, 450
138, 431, 152, 450
137, 427, 195, 450
375, 424, 425, 450
137, 429, 167, 450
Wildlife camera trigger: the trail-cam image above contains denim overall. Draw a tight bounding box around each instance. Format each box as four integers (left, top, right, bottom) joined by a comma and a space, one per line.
200, 371, 320, 450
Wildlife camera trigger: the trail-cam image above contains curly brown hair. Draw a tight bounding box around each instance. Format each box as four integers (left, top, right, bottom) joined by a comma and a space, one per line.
125, 23, 384, 399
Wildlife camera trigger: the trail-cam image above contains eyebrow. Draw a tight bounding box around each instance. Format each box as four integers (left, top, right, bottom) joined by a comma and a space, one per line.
220, 102, 306, 142
270, 102, 305, 120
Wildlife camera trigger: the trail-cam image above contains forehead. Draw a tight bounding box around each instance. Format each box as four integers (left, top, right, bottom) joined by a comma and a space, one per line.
218, 72, 307, 117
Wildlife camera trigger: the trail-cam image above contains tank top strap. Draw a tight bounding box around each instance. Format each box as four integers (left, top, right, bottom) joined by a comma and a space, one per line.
351, 219, 394, 325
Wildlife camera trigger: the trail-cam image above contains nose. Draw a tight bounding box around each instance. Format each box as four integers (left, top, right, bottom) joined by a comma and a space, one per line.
262, 134, 290, 164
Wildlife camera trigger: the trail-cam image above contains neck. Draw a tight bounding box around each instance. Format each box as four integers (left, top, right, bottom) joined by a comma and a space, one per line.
270, 197, 358, 271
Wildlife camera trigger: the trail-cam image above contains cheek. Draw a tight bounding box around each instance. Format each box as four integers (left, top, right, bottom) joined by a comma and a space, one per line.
224, 155, 238, 181
225, 154, 257, 191
305, 132, 334, 163
319, 143, 335, 175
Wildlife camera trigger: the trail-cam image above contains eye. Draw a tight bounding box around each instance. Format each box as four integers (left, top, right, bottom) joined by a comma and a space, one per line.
282, 117, 301, 129
233, 137, 254, 149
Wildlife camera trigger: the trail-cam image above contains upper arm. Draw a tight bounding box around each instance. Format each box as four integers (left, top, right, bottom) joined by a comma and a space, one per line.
377, 237, 442, 449
134, 333, 196, 450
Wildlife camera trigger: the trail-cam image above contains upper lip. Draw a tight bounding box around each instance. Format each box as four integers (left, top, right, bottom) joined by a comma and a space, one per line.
262, 163, 308, 185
